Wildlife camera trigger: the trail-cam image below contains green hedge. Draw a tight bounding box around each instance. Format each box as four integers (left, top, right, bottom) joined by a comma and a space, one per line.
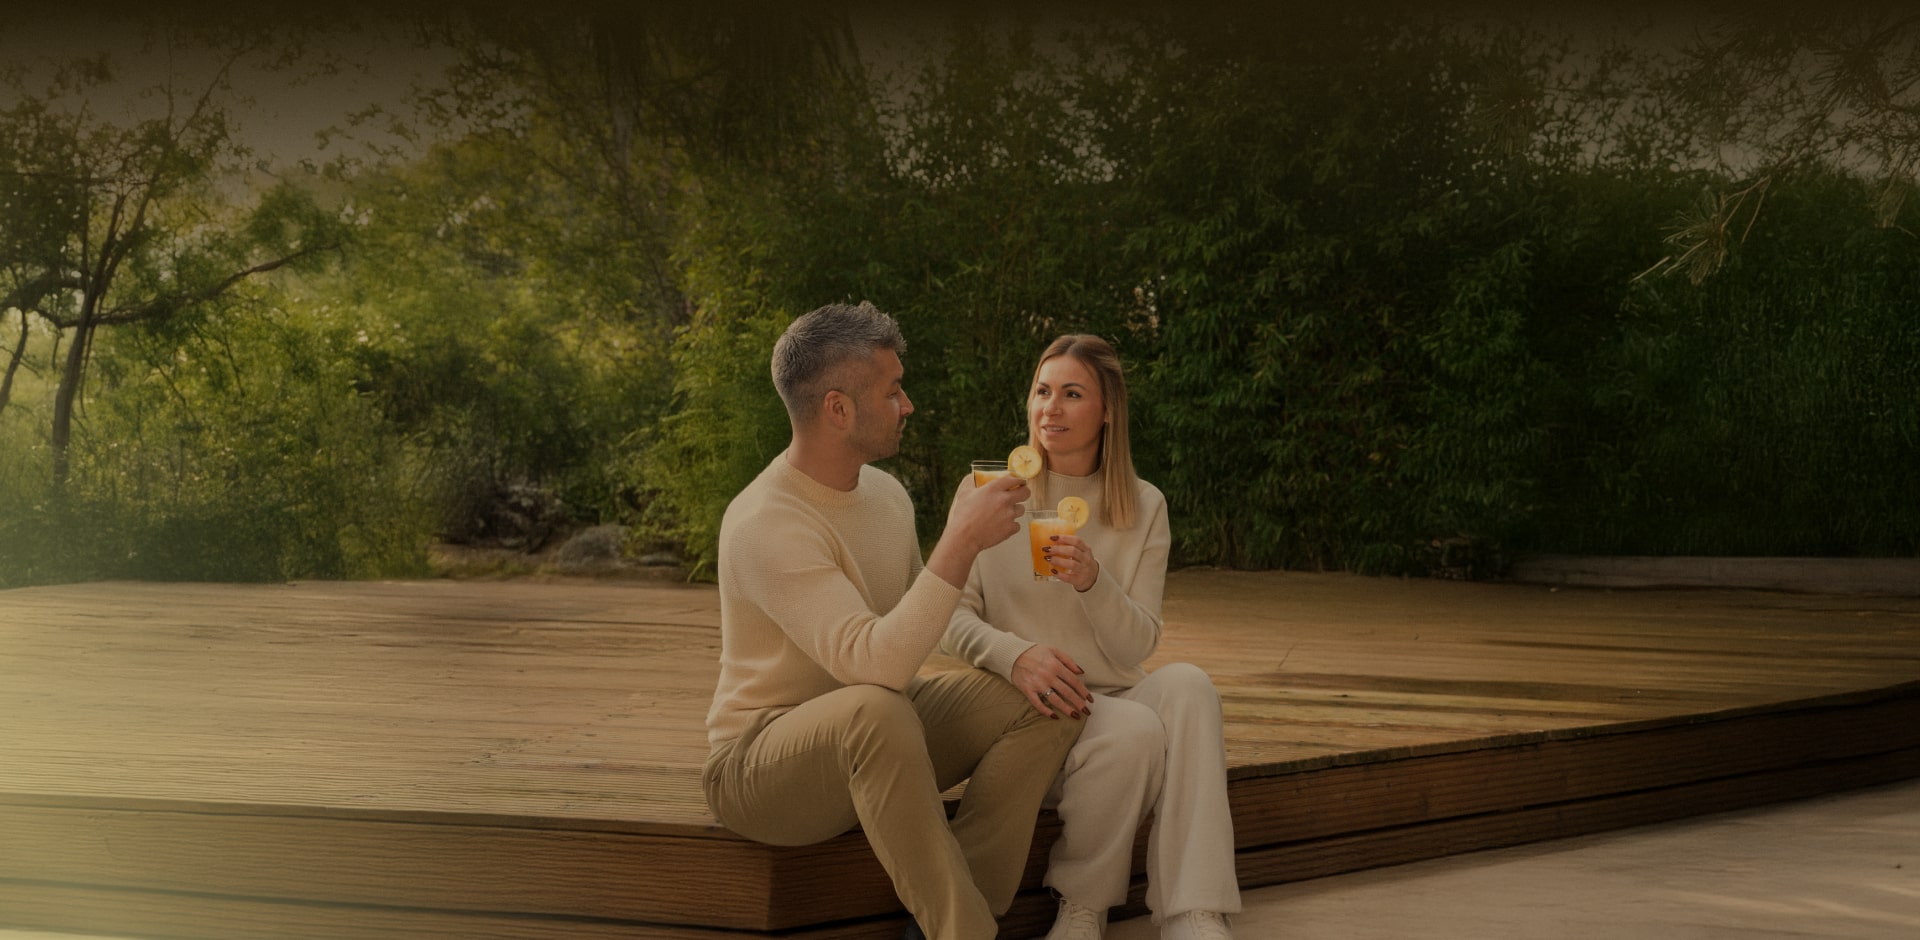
651, 17, 1918, 576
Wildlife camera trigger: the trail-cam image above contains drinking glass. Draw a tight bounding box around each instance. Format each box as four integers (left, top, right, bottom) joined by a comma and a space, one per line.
971, 460, 1010, 487
1027, 509, 1078, 581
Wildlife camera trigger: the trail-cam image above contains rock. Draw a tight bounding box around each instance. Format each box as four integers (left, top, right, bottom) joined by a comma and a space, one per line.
557, 525, 628, 570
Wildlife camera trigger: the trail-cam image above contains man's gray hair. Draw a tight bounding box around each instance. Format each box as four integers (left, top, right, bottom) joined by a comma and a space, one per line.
771, 302, 907, 419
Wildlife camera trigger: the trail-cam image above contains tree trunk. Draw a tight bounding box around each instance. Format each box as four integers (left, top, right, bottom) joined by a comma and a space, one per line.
50, 317, 94, 488
0, 310, 27, 418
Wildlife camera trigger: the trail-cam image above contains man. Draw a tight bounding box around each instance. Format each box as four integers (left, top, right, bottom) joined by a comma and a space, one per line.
703, 302, 1083, 940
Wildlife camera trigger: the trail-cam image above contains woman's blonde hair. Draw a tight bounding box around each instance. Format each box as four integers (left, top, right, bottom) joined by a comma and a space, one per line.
1027, 333, 1138, 529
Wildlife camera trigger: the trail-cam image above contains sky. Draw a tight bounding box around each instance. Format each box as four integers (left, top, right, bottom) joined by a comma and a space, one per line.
0, 7, 457, 169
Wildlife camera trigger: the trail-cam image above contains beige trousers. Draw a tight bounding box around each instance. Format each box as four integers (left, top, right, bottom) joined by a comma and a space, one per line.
1044, 662, 1243, 921
703, 668, 1083, 940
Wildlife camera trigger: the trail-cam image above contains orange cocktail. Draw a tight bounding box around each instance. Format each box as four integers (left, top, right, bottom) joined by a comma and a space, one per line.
1027, 509, 1078, 581
971, 460, 1010, 487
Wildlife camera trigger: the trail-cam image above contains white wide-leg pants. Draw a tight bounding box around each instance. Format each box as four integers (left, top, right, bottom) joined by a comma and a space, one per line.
1043, 662, 1243, 921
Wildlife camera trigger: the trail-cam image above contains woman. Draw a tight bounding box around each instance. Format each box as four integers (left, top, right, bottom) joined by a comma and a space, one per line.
941, 334, 1239, 940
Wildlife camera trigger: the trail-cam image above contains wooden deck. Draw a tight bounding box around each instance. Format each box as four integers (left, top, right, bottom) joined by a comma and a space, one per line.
2, 571, 1918, 939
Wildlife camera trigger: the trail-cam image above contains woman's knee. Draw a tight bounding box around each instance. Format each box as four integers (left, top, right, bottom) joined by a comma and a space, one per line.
1075, 697, 1167, 768
1152, 662, 1220, 703
1142, 663, 1224, 735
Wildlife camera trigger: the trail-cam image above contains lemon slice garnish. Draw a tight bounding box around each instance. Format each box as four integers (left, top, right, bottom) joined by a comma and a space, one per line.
1007, 444, 1043, 480
1056, 496, 1090, 529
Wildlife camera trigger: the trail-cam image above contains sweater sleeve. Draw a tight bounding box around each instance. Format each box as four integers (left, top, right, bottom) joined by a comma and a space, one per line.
939, 478, 1038, 679
732, 507, 962, 691
1075, 490, 1169, 669
942, 556, 1039, 681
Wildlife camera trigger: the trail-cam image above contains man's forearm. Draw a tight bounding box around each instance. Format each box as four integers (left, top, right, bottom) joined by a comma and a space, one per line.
923, 536, 982, 593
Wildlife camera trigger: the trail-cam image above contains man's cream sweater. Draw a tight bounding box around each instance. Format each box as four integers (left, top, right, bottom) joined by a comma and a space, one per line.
706, 453, 963, 747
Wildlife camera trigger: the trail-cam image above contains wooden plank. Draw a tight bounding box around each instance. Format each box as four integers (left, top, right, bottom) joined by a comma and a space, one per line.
1224, 687, 1920, 848
0, 579, 726, 832
1508, 555, 1920, 594
1232, 746, 1920, 890
0, 880, 910, 940
0, 808, 775, 929
761, 814, 1061, 928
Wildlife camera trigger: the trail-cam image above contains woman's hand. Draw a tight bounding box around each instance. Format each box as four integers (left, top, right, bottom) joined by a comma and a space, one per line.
1012, 644, 1091, 719
1045, 533, 1101, 593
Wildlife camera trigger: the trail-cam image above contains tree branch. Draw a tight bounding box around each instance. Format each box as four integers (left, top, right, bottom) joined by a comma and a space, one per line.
1, 270, 75, 315
93, 243, 338, 326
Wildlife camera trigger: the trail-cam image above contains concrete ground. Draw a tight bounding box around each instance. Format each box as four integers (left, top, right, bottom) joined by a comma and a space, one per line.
3, 781, 1914, 940
1108, 776, 1920, 940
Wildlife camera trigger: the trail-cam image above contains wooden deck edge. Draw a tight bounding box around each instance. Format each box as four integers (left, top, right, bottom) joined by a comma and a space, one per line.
0, 791, 735, 840
1222, 686, 1920, 849
1507, 554, 1920, 595
8, 686, 1915, 938
759, 683, 1920, 927
0, 878, 808, 940
1085, 743, 1920, 931
1228, 679, 1920, 780
8, 748, 1915, 940
1251, 745, 1920, 886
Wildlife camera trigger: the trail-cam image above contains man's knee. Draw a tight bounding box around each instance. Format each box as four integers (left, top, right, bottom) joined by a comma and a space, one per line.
837, 684, 927, 759
1008, 697, 1087, 758
942, 666, 1031, 711
944, 668, 1074, 740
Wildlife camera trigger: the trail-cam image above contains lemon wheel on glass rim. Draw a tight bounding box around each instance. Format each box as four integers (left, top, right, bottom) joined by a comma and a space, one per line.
1007, 445, 1043, 480
1056, 495, 1089, 529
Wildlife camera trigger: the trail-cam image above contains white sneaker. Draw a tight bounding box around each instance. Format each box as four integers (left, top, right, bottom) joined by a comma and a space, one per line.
1044, 896, 1107, 940
1161, 910, 1233, 940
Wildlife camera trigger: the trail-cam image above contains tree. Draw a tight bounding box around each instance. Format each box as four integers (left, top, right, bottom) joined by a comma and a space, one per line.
0, 36, 341, 486
403, 4, 868, 335
391, 4, 874, 556
1643, 8, 1920, 281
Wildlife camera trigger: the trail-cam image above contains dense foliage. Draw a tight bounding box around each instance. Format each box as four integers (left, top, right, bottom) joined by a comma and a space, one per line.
655, 13, 1920, 575
1, 7, 1915, 588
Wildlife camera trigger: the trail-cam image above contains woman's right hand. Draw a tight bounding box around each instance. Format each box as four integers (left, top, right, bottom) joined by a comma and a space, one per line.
1013, 644, 1091, 719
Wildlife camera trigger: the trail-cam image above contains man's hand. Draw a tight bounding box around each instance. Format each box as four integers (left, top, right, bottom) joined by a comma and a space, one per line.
948, 474, 1030, 553
924, 474, 1028, 587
